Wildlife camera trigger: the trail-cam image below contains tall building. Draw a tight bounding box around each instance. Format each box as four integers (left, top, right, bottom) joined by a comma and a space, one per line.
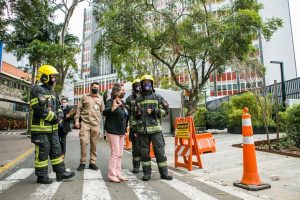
74, 6, 120, 105
208, 0, 297, 97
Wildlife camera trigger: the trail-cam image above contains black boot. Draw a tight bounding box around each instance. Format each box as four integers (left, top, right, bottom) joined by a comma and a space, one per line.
142, 174, 151, 181
77, 164, 85, 171
161, 174, 173, 180
56, 171, 75, 182
89, 163, 99, 170
37, 176, 53, 184
132, 168, 139, 173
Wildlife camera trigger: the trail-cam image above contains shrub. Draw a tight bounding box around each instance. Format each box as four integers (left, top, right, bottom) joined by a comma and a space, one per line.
194, 106, 207, 128
284, 104, 300, 147
206, 110, 228, 129
222, 92, 275, 128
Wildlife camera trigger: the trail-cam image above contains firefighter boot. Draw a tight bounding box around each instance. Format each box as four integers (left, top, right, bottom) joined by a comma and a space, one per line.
56, 171, 75, 182
142, 174, 151, 181
37, 176, 53, 184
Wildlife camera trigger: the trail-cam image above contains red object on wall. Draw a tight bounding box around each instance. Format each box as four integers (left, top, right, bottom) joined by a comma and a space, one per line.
233, 72, 237, 80
217, 91, 222, 96
210, 75, 214, 82
233, 90, 237, 94
228, 91, 232, 95
222, 91, 228, 96
217, 75, 221, 81
210, 91, 214, 96
227, 73, 231, 80
222, 73, 226, 81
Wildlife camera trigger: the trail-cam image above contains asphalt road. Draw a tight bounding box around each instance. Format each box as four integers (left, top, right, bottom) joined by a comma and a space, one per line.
0, 131, 241, 200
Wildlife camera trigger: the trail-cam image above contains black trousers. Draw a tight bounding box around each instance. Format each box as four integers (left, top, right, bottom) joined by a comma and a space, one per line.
58, 127, 68, 155
31, 131, 65, 177
131, 135, 141, 169
139, 132, 169, 176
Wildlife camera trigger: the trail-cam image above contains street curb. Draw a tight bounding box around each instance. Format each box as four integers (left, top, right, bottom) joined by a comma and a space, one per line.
0, 147, 34, 174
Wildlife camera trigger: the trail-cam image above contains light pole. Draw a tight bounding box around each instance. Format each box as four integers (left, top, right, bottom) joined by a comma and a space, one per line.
270, 61, 286, 108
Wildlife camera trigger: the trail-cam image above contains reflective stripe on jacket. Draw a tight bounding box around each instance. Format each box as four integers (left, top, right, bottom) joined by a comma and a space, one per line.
30, 84, 62, 133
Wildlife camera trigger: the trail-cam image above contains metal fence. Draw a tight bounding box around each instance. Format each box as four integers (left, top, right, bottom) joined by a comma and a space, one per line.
206, 77, 300, 110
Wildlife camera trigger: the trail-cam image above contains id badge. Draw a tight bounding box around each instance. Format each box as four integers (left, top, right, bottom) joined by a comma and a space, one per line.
95, 104, 99, 111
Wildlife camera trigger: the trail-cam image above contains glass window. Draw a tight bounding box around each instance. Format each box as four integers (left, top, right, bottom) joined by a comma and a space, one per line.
241, 83, 245, 89
228, 84, 232, 90
233, 84, 237, 90
217, 85, 221, 91
222, 85, 227, 90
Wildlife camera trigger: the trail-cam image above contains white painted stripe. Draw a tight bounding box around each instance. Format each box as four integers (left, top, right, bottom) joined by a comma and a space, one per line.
242, 118, 252, 126
82, 169, 111, 200
243, 136, 254, 144
123, 169, 161, 200
185, 147, 190, 156
207, 138, 212, 148
31, 172, 62, 200
177, 146, 185, 156
0, 168, 34, 193
161, 178, 217, 200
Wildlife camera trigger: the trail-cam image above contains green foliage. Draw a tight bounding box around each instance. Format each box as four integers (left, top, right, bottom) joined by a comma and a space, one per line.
281, 104, 300, 147
94, 0, 282, 115
194, 106, 207, 127
206, 110, 228, 129
222, 92, 275, 127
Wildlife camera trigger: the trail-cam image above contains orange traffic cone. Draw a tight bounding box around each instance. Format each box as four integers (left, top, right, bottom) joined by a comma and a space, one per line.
124, 131, 132, 150
150, 142, 155, 158
233, 107, 271, 191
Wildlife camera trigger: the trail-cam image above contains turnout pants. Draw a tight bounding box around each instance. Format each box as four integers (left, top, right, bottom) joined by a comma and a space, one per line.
79, 122, 100, 164
131, 134, 141, 170
139, 132, 169, 176
31, 131, 65, 177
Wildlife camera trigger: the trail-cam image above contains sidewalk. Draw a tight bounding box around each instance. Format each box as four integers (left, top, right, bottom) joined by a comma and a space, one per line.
164, 133, 300, 200
0, 129, 27, 135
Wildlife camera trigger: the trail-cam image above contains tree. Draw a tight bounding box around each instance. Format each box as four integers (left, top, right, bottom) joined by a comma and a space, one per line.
234, 55, 274, 149
94, 0, 282, 116
4, 0, 80, 94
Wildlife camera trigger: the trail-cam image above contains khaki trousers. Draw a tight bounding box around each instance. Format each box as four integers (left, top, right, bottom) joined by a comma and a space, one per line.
79, 122, 100, 164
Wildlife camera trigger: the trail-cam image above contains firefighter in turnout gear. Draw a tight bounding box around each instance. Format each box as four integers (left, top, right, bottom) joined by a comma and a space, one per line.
135, 75, 173, 181
30, 65, 75, 184
125, 78, 141, 173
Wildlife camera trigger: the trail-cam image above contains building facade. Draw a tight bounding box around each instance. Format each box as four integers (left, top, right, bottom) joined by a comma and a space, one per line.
74, 6, 120, 105
0, 61, 31, 130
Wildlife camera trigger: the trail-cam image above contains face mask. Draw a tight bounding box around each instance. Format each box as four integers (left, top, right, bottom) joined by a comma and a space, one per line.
134, 85, 141, 93
91, 88, 98, 94
143, 82, 152, 91
48, 77, 56, 86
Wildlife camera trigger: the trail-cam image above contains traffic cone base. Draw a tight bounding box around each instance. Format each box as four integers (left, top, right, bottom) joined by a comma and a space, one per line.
233, 181, 271, 191
234, 107, 270, 191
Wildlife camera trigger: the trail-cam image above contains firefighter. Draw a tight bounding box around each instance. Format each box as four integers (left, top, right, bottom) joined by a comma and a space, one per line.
125, 78, 141, 173
30, 65, 75, 184
135, 75, 173, 181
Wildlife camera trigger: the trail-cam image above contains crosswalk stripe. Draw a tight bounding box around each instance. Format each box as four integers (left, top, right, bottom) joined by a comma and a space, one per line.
123, 169, 161, 200
0, 168, 34, 193
31, 172, 62, 200
161, 178, 218, 200
82, 169, 111, 200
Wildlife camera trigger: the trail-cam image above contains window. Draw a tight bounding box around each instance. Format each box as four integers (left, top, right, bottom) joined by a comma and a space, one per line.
222, 85, 227, 90
233, 84, 237, 90
228, 84, 232, 90
217, 85, 221, 91
241, 83, 245, 90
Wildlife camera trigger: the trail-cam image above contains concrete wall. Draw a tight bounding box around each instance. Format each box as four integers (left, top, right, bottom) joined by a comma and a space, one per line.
259, 0, 297, 85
